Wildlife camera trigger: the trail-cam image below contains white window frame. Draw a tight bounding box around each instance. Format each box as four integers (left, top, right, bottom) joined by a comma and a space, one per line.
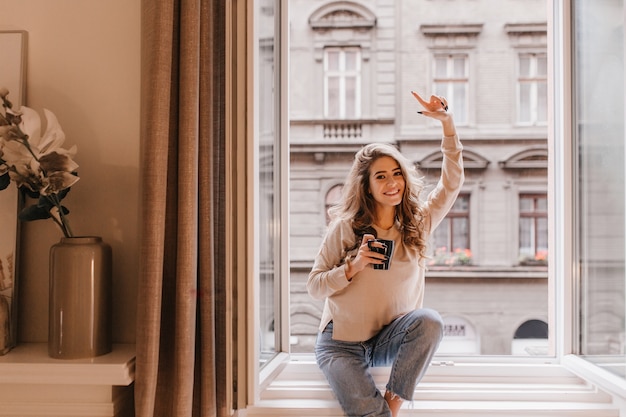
243, 0, 291, 407
517, 52, 548, 126
323, 46, 362, 119
433, 53, 470, 126
554, 0, 626, 403
237, 0, 626, 411
431, 193, 471, 257
518, 193, 549, 262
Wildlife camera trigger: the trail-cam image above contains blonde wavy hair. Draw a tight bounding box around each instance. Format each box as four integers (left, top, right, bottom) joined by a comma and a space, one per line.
329, 143, 429, 260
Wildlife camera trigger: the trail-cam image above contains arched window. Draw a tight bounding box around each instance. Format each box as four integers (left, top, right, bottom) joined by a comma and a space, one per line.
309, 2, 377, 122
512, 319, 548, 355
325, 184, 344, 225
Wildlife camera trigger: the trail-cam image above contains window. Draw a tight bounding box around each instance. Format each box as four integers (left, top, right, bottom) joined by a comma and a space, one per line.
518, 53, 547, 125
242, 0, 626, 409
519, 194, 548, 265
325, 184, 343, 225
430, 194, 471, 265
324, 47, 361, 119
434, 54, 469, 125
288, 1, 549, 362
255, 0, 285, 368
573, 0, 626, 379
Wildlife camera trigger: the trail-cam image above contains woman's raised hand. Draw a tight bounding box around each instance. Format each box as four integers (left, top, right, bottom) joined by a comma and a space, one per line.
411, 91, 448, 113
411, 91, 456, 135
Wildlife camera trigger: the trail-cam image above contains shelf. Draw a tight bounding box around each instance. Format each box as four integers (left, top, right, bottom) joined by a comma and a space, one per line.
0, 342, 135, 386
0, 343, 136, 417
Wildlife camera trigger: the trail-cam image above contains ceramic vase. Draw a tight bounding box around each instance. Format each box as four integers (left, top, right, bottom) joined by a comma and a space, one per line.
48, 236, 112, 359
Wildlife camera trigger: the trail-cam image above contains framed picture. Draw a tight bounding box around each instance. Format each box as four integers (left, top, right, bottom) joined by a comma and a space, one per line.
0, 30, 27, 354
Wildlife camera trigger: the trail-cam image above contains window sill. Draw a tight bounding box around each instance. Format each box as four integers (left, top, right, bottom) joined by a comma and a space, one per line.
426, 265, 548, 278
562, 354, 626, 410
0, 343, 135, 417
244, 355, 623, 417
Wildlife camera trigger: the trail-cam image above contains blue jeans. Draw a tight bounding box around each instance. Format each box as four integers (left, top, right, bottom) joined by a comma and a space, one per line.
315, 308, 443, 417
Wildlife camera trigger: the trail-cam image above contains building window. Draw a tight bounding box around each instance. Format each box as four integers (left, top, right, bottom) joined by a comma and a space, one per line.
324, 47, 361, 119
325, 184, 344, 225
518, 53, 547, 125
430, 194, 471, 266
519, 194, 548, 265
434, 54, 469, 125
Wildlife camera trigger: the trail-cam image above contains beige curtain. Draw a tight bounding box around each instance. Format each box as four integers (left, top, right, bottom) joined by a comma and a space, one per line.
136, 1, 229, 416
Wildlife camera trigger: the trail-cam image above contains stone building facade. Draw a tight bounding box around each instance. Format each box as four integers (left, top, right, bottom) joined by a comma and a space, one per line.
287, 0, 550, 355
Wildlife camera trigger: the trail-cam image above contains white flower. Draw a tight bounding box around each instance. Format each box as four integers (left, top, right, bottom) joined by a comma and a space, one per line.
1, 89, 79, 237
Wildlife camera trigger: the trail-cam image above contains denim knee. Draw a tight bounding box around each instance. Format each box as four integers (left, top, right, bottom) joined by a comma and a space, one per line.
384, 308, 444, 400
412, 308, 444, 341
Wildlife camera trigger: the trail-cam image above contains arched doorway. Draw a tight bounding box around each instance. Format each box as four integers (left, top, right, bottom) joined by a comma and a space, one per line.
511, 319, 548, 355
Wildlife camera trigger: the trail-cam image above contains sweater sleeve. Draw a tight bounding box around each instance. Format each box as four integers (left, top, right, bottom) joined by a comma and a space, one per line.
307, 220, 354, 301
424, 134, 465, 233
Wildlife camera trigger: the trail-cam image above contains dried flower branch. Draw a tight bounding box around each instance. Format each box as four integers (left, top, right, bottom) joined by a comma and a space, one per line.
0, 88, 79, 237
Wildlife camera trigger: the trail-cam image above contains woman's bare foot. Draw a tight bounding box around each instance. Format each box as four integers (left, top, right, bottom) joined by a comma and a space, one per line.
384, 390, 404, 417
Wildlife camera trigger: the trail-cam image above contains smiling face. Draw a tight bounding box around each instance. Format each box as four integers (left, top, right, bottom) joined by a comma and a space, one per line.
368, 156, 405, 210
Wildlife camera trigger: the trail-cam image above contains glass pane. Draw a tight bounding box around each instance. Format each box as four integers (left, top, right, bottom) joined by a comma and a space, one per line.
345, 50, 357, 71
519, 218, 532, 256
453, 56, 466, 78
537, 82, 548, 123
432, 219, 451, 252
453, 83, 467, 124
326, 77, 339, 118
289, 0, 548, 358
574, 0, 626, 379
345, 77, 356, 118
434, 82, 447, 98
537, 218, 548, 251
519, 56, 531, 77
519, 83, 531, 123
257, 0, 280, 367
536, 196, 547, 211
259, 57, 275, 136
520, 196, 532, 212
435, 56, 448, 78
326, 50, 339, 71
453, 194, 469, 211
452, 218, 469, 251
537, 55, 548, 77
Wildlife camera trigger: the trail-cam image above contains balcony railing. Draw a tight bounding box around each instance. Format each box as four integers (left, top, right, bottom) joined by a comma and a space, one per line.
290, 118, 395, 142
323, 121, 362, 139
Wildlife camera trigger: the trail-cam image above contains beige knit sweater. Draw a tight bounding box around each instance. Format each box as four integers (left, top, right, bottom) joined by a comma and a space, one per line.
307, 135, 464, 342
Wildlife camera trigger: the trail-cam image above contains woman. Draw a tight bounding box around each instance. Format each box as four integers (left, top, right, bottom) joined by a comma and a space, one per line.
307, 93, 464, 417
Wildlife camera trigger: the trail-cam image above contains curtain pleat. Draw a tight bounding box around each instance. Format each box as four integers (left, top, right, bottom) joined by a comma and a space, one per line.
137, 0, 226, 416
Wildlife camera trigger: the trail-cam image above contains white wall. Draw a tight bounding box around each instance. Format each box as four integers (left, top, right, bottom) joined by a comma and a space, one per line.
0, 0, 141, 343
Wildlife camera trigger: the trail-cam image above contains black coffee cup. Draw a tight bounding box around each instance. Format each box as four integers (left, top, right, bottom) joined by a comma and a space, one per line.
368, 238, 394, 270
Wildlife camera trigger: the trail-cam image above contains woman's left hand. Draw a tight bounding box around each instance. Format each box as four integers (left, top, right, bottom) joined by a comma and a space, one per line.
411, 91, 448, 112
411, 91, 456, 135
